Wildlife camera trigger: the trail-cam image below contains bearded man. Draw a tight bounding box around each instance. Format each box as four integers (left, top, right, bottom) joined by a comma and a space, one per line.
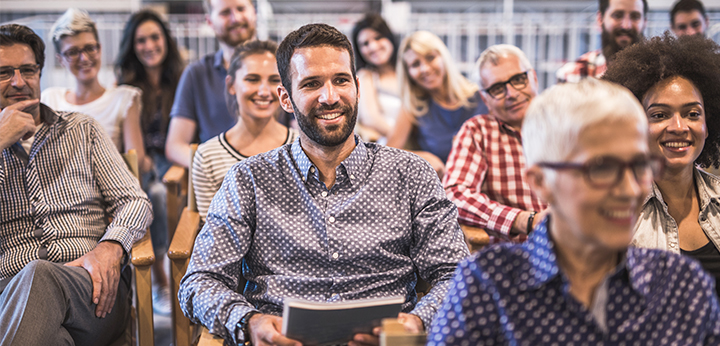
177, 23, 469, 346
556, 0, 647, 83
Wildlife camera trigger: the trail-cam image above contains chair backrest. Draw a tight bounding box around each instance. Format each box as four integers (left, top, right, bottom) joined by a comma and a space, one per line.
122, 149, 140, 180
188, 144, 198, 213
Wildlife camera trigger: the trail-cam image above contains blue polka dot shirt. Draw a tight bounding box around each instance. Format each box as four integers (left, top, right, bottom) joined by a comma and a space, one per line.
178, 136, 469, 345
429, 217, 720, 345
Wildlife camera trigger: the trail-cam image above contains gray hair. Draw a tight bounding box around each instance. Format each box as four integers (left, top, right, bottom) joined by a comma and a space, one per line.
522, 79, 647, 176
475, 44, 533, 88
50, 8, 98, 52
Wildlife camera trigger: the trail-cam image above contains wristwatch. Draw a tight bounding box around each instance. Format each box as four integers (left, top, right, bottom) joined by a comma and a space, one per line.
238, 310, 260, 345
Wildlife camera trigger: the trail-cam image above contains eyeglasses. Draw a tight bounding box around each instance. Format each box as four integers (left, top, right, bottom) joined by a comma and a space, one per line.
537, 155, 664, 188
483, 71, 529, 99
60, 44, 100, 61
0, 64, 41, 82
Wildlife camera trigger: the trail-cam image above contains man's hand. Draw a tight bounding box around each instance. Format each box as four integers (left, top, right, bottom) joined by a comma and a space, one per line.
65, 241, 124, 318
0, 99, 39, 150
349, 313, 424, 346
248, 313, 302, 346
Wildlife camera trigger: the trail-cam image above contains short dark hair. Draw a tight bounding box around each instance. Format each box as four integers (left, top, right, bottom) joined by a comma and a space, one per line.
351, 13, 397, 71
670, 0, 707, 26
603, 33, 720, 168
276, 23, 356, 98
225, 40, 278, 116
599, 0, 648, 17
0, 24, 46, 72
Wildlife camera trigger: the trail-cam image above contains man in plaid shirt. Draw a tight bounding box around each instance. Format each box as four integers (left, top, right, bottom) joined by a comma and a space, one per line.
444, 45, 546, 243
556, 0, 647, 83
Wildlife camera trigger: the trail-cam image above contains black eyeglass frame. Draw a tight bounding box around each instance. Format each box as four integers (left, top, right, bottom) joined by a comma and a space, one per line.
537, 155, 664, 188
60, 43, 101, 62
0, 64, 41, 82
482, 71, 530, 99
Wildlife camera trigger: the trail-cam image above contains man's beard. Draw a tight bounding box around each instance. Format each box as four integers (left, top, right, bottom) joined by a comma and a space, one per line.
218, 24, 256, 47
602, 27, 642, 62
291, 97, 358, 147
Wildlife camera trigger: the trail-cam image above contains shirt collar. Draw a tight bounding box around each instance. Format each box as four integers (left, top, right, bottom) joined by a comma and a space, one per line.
290, 135, 368, 185
213, 50, 225, 70
521, 217, 633, 293
39, 103, 59, 125
643, 167, 715, 211
490, 115, 521, 138
520, 217, 561, 289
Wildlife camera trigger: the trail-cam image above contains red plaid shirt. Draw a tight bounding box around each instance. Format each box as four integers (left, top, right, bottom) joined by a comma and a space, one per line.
443, 114, 546, 243
555, 49, 607, 83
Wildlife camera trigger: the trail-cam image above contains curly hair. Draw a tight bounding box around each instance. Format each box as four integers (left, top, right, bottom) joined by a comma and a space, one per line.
603, 33, 720, 168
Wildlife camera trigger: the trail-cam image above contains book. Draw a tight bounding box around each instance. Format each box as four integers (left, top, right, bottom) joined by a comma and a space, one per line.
281, 296, 405, 345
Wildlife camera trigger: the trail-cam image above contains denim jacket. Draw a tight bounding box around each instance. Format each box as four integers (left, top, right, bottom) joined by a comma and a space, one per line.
633, 168, 720, 253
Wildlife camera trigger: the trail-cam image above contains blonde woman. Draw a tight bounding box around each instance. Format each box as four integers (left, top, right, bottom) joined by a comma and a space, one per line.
387, 31, 487, 177
43, 9, 145, 168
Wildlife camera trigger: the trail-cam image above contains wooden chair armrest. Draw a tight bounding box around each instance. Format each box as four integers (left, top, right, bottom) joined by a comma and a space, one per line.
168, 208, 201, 260
163, 164, 187, 187
460, 225, 490, 250
131, 231, 155, 267
198, 327, 225, 346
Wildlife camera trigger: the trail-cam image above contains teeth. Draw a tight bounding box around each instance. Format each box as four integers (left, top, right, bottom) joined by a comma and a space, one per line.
603, 210, 632, 219
317, 112, 342, 120
664, 142, 690, 148
254, 100, 271, 106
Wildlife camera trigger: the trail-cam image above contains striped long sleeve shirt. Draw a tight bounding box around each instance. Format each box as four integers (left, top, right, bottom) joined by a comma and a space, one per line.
0, 104, 152, 281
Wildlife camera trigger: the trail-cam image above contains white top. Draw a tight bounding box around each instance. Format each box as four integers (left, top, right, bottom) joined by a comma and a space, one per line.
192, 128, 299, 220
41, 85, 142, 150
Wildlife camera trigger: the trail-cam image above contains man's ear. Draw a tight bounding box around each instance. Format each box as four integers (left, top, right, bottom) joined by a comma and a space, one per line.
526, 165, 553, 205
596, 11, 604, 31
278, 85, 294, 114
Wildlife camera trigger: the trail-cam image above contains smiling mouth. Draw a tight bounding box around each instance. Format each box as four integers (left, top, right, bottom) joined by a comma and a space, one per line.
253, 99, 273, 107
317, 112, 343, 120
662, 141, 691, 149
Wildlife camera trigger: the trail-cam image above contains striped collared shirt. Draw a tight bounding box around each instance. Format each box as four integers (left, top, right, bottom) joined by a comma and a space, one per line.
0, 104, 152, 280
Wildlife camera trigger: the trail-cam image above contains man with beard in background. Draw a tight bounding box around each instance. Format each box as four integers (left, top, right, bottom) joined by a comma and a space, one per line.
165, 0, 257, 168
556, 0, 647, 83
178, 23, 469, 346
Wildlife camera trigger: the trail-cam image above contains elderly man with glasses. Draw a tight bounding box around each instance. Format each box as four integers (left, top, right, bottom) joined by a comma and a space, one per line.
443, 44, 547, 244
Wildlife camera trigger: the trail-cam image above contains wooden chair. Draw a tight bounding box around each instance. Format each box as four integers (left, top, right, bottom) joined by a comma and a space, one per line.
166, 144, 205, 346
163, 164, 188, 242
460, 225, 490, 252
121, 150, 156, 346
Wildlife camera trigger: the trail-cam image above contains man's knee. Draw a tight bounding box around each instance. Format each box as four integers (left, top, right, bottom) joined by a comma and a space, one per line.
15, 260, 57, 284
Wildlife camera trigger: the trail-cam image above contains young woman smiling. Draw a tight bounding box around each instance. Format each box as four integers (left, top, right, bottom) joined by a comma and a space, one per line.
604, 34, 720, 297
192, 40, 298, 220
115, 9, 185, 315
351, 14, 401, 144
388, 31, 487, 178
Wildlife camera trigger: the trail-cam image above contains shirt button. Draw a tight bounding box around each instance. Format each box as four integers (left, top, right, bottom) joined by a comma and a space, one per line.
321, 191, 327, 197
310, 167, 315, 173
38, 247, 48, 260
33, 228, 43, 238
350, 174, 355, 180
328, 216, 335, 223
332, 252, 339, 259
